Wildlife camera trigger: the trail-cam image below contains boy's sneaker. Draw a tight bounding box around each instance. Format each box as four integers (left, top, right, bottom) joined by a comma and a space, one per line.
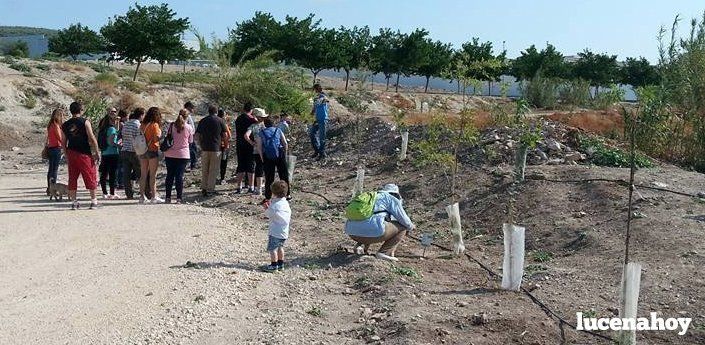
265, 264, 278, 272
375, 252, 399, 262
71, 200, 79, 210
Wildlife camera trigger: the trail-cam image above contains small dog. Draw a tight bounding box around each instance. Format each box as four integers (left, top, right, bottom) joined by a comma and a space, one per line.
48, 178, 68, 201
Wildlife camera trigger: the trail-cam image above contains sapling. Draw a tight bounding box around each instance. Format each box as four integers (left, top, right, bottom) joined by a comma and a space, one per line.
501, 223, 525, 291
286, 155, 297, 183
392, 108, 409, 161
446, 202, 465, 255
516, 123, 542, 182
618, 262, 642, 345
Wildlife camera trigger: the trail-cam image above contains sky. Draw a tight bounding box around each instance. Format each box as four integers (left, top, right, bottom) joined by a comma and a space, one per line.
1, 0, 704, 62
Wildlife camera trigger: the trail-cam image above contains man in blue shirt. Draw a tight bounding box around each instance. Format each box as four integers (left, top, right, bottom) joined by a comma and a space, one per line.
345, 184, 415, 262
309, 84, 329, 161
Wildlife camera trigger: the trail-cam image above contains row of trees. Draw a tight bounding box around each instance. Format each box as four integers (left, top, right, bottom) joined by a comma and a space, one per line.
46, 4, 659, 92
48, 3, 192, 80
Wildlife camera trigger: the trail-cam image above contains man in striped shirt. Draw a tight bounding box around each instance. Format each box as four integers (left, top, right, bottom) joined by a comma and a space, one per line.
120, 108, 144, 199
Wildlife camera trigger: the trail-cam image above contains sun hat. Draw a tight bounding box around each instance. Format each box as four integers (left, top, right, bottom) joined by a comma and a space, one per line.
252, 108, 268, 118
379, 184, 401, 199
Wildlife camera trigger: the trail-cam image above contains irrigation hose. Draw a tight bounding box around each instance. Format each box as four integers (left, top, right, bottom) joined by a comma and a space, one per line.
407, 233, 616, 343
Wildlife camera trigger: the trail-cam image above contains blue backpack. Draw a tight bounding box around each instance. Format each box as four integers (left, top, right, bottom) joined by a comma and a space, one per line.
260, 127, 282, 159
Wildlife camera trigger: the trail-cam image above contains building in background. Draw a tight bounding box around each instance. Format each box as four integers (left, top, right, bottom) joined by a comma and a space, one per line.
0, 35, 49, 58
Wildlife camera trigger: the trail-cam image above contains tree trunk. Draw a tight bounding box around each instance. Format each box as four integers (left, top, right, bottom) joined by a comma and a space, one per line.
345, 69, 350, 91
312, 70, 318, 85
395, 74, 400, 93
488, 81, 492, 96
457, 80, 460, 94
160, 63, 164, 73
132, 60, 142, 81
594, 85, 600, 99
385, 76, 390, 91
424, 76, 430, 93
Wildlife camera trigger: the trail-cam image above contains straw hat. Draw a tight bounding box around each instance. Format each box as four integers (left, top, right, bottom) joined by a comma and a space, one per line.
252, 108, 268, 118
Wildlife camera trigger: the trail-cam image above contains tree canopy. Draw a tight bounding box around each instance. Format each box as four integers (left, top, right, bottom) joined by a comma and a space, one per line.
101, 3, 190, 80
49, 23, 105, 60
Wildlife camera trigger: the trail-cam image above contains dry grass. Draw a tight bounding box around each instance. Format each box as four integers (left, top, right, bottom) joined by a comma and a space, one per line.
404, 110, 493, 129
115, 91, 139, 112
56, 62, 87, 72
547, 110, 624, 138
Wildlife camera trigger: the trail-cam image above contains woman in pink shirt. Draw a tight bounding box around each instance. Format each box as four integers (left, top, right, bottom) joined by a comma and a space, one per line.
163, 109, 194, 203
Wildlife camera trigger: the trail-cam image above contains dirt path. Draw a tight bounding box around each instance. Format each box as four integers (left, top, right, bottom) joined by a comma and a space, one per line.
0, 168, 363, 345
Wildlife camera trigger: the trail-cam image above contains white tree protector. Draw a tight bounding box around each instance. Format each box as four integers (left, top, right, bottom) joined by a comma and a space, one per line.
352, 167, 365, 197
618, 262, 642, 345
400, 130, 409, 160
446, 203, 465, 255
515, 145, 528, 182
286, 155, 297, 183
501, 223, 526, 291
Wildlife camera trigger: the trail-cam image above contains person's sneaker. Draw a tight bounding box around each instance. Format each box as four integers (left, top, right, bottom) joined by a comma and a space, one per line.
265, 264, 278, 272
277, 264, 284, 271
175, 198, 183, 204
286, 195, 292, 201
375, 252, 399, 262
151, 196, 165, 204
355, 245, 365, 255
89, 200, 99, 209
164, 198, 171, 204
139, 197, 147, 204
201, 190, 208, 197
71, 200, 79, 210
249, 187, 257, 195
234, 187, 243, 194
102, 194, 109, 199
112, 193, 124, 200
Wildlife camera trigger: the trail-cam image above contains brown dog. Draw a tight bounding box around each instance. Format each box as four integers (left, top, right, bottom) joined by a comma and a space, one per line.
48, 178, 68, 201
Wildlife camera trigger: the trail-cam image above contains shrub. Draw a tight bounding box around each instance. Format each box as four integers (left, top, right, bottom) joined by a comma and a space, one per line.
559, 79, 591, 108
579, 135, 653, 168
94, 72, 119, 85
22, 93, 37, 109
1, 56, 15, 64
7, 41, 29, 58
85, 62, 112, 73
121, 80, 145, 94
592, 85, 624, 110
35, 63, 51, 71
116, 91, 138, 112
72, 93, 110, 130
336, 92, 369, 114
520, 75, 559, 109
9, 62, 31, 73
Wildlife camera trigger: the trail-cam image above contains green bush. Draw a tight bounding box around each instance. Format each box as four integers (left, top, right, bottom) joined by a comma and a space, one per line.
121, 80, 145, 93
579, 135, 653, 168
7, 41, 29, 58
1, 56, 15, 64
73, 93, 110, 130
35, 63, 51, 71
94, 72, 119, 85
336, 92, 369, 113
520, 75, 559, 109
559, 79, 591, 108
210, 57, 310, 117
592, 85, 624, 110
9, 61, 31, 73
147, 71, 214, 85
85, 62, 112, 73
22, 93, 37, 109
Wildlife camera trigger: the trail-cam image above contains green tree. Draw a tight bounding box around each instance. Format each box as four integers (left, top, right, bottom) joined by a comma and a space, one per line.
620, 57, 659, 88
369, 28, 402, 91
393, 29, 429, 92
510, 43, 567, 80
7, 41, 29, 58
455, 38, 506, 95
336, 26, 371, 90
49, 23, 104, 60
101, 3, 190, 81
228, 12, 282, 64
279, 14, 322, 66
298, 27, 341, 83
416, 39, 453, 92
572, 49, 619, 96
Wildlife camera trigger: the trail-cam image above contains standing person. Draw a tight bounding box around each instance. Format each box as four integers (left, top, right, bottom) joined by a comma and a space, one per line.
97, 108, 121, 199
184, 101, 198, 171
309, 83, 329, 161
120, 108, 144, 200
116, 109, 128, 190
258, 116, 291, 203
194, 105, 228, 197
61, 101, 101, 210
233, 102, 258, 193
344, 184, 415, 262
263, 180, 291, 271
245, 108, 267, 195
217, 108, 231, 184
164, 109, 194, 203
45, 108, 65, 195
139, 107, 163, 204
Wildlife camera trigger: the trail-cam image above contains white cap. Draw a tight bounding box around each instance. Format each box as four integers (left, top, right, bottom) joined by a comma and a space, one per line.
252, 108, 268, 118
379, 184, 401, 198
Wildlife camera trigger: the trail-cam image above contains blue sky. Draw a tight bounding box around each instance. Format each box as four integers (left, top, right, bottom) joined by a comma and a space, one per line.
1, 0, 703, 62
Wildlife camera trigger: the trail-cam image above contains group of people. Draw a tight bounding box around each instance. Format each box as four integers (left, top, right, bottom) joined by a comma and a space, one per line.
44, 83, 414, 266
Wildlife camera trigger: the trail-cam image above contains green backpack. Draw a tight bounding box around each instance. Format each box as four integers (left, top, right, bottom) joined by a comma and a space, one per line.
346, 191, 378, 221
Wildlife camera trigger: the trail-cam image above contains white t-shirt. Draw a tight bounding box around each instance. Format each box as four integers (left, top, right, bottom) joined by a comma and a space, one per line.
264, 197, 291, 239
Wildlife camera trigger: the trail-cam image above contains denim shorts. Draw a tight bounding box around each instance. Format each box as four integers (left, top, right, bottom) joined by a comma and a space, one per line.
267, 235, 287, 252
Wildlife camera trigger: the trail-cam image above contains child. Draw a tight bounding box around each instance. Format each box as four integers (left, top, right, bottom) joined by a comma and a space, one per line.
264, 180, 291, 271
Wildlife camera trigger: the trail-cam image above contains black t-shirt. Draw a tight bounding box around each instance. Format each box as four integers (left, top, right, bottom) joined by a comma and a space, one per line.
195, 115, 227, 152
62, 117, 91, 155
234, 113, 257, 148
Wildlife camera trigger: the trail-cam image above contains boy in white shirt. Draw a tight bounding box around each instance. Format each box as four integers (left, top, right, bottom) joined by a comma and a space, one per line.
263, 180, 291, 271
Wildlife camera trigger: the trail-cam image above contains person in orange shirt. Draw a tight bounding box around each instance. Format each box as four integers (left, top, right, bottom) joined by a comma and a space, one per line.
218, 108, 231, 184
45, 108, 65, 195
139, 107, 163, 204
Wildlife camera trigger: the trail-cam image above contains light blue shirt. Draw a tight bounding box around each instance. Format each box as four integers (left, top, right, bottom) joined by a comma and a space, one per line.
314, 92, 329, 123
345, 192, 414, 238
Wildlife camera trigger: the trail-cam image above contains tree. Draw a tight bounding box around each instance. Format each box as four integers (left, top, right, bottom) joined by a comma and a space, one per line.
416, 39, 453, 92
336, 26, 371, 90
572, 49, 619, 96
228, 12, 282, 65
620, 57, 659, 88
511, 44, 568, 80
369, 28, 402, 91
101, 3, 190, 81
278, 14, 322, 66
393, 29, 429, 92
455, 38, 506, 95
297, 27, 341, 83
49, 23, 104, 60
7, 41, 29, 58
